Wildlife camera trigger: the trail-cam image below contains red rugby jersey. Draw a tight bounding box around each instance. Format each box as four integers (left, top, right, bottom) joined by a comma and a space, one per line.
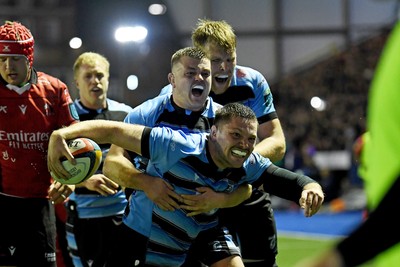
0, 70, 78, 198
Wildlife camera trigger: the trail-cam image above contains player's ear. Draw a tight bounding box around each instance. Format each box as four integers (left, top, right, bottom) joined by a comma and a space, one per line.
74, 79, 80, 89
210, 125, 217, 138
168, 73, 175, 86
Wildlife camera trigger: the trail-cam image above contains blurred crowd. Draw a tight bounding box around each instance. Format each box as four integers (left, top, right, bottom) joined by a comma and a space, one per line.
274, 29, 389, 152
271, 27, 391, 207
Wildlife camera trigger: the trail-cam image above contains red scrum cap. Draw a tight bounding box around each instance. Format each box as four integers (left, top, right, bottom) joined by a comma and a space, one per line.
0, 21, 34, 67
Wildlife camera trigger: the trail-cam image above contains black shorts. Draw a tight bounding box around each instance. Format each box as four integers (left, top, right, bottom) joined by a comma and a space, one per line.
184, 189, 278, 267
0, 193, 57, 267
66, 200, 125, 267
105, 222, 148, 267
182, 226, 241, 267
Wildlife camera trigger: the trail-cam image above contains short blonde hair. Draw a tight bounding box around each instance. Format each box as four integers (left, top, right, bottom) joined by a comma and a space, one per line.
191, 19, 236, 53
73, 52, 110, 79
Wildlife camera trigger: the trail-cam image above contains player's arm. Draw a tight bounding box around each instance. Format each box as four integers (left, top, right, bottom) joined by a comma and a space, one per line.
48, 120, 182, 211
262, 164, 324, 217
180, 184, 252, 216
103, 140, 182, 211
48, 120, 145, 180
253, 118, 286, 162
103, 144, 150, 190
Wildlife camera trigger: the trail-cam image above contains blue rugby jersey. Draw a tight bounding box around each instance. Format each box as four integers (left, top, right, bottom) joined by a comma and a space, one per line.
124, 93, 221, 190
159, 65, 278, 124
68, 98, 132, 218
126, 126, 272, 266
122, 93, 224, 265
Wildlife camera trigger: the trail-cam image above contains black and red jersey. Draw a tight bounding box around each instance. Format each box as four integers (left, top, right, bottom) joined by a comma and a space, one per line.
0, 70, 79, 198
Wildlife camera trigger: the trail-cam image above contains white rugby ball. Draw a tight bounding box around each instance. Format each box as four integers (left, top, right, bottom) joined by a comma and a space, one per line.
51, 137, 102, 185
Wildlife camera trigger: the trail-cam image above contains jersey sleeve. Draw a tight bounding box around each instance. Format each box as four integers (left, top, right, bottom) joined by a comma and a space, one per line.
252, 71, 278, 124
258, 164, 317, 202
56, 79, 79, 126
158, 83, 173, 96
241, 153, 272, 185
145, 128, 206, 176
124, 95, 167, 126
235, 66, 277, 124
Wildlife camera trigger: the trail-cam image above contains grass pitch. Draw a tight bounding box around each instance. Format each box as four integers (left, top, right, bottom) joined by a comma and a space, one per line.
277, 234, 375, 267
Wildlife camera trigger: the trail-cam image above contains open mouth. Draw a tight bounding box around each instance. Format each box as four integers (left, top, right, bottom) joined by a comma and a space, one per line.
215, 74, 229, 84
192, 84, 204, 97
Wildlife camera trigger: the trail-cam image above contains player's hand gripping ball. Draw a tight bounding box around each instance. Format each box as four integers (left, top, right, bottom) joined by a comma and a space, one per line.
52, 138, 102, 185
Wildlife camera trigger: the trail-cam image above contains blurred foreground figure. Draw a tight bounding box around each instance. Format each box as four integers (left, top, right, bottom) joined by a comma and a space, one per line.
295, 21, 400, 267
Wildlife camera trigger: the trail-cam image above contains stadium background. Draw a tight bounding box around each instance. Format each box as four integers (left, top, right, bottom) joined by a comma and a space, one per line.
0, 1, 394, 265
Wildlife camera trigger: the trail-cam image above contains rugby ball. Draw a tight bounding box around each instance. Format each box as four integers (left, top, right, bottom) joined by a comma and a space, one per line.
51, 137, 102, 185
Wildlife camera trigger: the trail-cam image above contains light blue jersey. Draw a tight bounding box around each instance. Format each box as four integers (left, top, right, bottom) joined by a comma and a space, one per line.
125, 127, 272, 266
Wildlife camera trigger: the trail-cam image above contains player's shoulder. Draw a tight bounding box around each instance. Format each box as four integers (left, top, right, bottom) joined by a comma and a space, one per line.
126, 93, 170, 123
243, 152, 271, 172
33, 71, 68, 94
35, 71, 66, 87
235, 65, 264, 79
136, 93, 170, 110
234, 65, 270, 92
158, 83, 172, 96
206, 96, 223, 110
153, 126, 207, 144
106, 98, 133, 112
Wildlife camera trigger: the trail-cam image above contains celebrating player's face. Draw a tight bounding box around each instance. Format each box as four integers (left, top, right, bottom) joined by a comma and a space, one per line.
210, 117, 257, 169
170, 56, 211, 112
204, 42, 237, 95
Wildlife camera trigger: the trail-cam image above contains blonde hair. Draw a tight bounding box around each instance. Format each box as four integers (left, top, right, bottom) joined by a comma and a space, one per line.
191, 19, 236, 53
73, 52, 110, 79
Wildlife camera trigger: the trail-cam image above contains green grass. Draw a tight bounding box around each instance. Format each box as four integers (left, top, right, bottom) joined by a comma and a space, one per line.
277, 235, 335, 267
277, 234, 375, 267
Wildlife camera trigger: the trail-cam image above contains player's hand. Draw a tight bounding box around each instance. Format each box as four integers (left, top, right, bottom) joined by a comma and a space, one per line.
47, 131, 75, 180
299, 183, 325, 217
80, 174, 120, 196
180, 187, 223, 216
143, 176, 182, 211
48, 181, 75, 204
